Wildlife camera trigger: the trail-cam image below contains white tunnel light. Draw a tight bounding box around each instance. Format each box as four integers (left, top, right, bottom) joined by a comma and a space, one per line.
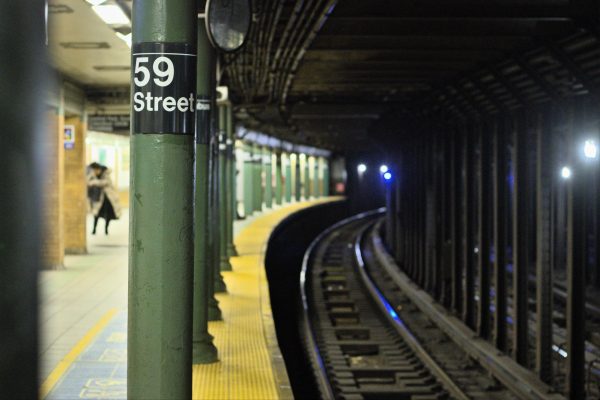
379, 165, 389, 174
357, 163, 367, 173
583, 139, 598, 159
561, 166, 572, 180
92, 4, 130, 25
383, 172, 392, 181
86, 0, 106, 5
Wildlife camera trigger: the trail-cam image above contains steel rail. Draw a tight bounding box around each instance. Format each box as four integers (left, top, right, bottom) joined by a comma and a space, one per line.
352, 222, 470, 400
369, 222, 565, 400
298, 208, 383, 399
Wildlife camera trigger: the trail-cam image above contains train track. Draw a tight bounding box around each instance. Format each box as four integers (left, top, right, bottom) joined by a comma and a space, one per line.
300, 211, 526, 399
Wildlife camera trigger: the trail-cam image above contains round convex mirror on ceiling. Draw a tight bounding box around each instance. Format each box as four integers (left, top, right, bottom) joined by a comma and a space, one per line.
206, 0, 252, 52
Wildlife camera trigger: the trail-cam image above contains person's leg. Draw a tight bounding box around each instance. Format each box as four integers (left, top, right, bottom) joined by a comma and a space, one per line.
105, 219, 110, 235
92, 216, 99, 234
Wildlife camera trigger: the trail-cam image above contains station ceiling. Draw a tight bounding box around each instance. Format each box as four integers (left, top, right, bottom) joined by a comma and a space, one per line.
48, 0, 600, 153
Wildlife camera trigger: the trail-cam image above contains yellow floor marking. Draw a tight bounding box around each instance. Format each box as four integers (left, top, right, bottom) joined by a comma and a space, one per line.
193, 199, 338, 399
39, 308, 118, 399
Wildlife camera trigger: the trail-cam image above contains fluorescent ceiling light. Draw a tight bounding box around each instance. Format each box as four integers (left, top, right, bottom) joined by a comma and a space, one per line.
116, 32, 131, 48
92, 4, 129, 25
86, 0, 106, 5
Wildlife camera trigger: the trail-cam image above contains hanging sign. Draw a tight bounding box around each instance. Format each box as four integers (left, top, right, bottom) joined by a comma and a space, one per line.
88, 115, 130, 133
132, 42, 196, 134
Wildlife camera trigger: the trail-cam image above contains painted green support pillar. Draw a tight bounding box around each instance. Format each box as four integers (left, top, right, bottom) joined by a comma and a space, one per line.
304, 155, 311, 199
313, 156, 320, 198
225, 104, 238, 257
192, 14, 218, 364
243, 142, 254, 217
294, 153, 302, 202
211, 103, 227, 295
218, 103, 232, 271
205, 28, 224, 317
322, 157, 330, 197
274, 151, 283, 205
128, 1, 196, 398
284, 153, 292, 203
264, 146, 273, 208
253, 144, 263, 212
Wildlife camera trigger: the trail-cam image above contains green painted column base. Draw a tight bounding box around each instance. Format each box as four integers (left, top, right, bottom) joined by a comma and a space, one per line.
220, 256, 232, 271
214, 272, 227, 293
227, 244, 238, 257
208, 298, 222, 321
192, 332, 219, 364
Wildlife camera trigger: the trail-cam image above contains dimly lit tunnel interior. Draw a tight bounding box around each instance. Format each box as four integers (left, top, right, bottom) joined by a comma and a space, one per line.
3, 0, 600, 399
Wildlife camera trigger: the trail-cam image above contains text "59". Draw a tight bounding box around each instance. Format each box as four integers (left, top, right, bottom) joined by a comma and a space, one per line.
134, 56, 174, 87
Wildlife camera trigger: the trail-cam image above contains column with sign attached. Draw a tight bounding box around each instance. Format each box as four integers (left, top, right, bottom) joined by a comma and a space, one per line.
192, 13, 219, 364
128, 1, 196, 398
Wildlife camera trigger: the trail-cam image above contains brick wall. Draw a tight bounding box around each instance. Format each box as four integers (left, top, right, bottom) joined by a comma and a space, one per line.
63, 117, 87, 254
42, 109, 65, 269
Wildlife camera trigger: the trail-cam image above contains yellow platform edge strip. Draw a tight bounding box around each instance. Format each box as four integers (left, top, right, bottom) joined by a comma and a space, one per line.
39, 308, 118, 399
193, 199, 339, 399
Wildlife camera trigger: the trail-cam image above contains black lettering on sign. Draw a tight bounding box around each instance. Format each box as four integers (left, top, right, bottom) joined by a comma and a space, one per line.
132, 42, 196, 134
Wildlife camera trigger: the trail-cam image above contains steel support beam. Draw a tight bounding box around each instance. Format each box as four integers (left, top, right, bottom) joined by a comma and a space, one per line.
208, 54, 226, 307
264, 146, 273, 208
512, 112, 530, 367
218, 104, 232, 272
322, 157, 330, 196
225, 104, 238, 257
464, 124, 476, 329
128, 0, 196, 397
274, 150, 283, 205
493, 117, 509, 352
452, 127, 464, 314
192, 14, 218, 365
305, 154, 311, 199
243, 142, 254, 216
535, 110, 554, 383
295, 153, 302, 201
478, 121, 492, 339
254, 144, 263, 211
284, 153, 293, 202
566, 101, 586, 399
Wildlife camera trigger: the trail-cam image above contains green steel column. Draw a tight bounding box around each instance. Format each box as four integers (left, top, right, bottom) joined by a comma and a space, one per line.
225, 104, 238, 257
313, 156, 320, 198
253, 144, 263, 211
128, 1, 196, 398
284, 154, 292, 202
322, 157, 330, 196
207, 38, 226, 312
295, 154, 302, 201
264, 146, 273, 208
211, 102, 227, 295
218, 103, 232, 271
274, 151, 283, 205
243, 142, 254, 216
304, 155, 311, 199
192, 14, 217, 364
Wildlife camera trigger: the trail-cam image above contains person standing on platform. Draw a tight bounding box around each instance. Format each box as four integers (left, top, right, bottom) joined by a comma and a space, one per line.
87, 162, 121, 235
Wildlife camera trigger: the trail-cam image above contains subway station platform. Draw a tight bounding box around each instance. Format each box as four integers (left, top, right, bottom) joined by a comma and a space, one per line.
40, 199, 334, 400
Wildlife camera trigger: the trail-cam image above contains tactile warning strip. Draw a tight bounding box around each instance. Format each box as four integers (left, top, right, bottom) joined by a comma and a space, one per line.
192, 198, 339, 400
